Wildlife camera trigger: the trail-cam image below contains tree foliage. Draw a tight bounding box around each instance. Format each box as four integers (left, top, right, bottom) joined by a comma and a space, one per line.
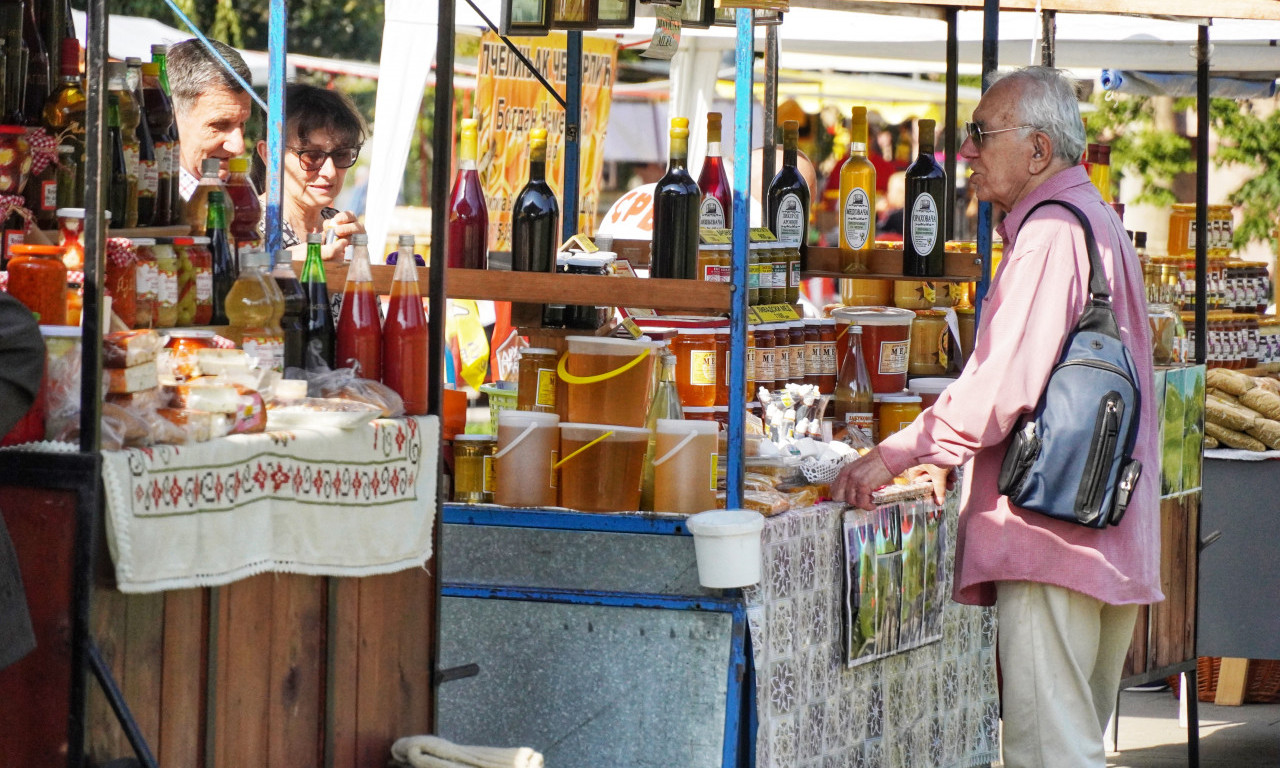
1086, 93, 1193, 209
1208, 98, 1280, 249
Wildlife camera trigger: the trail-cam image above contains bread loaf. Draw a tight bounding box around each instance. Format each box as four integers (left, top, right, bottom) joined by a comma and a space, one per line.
1204, 435, 1220, 450
1207, 367, 1256, 396
1253, 376, 1280, 395
105, 362, 159, 394
1207, 388, 1238, 406
1206, 396, 1259, 432
103, 330, 163, 368
1240, 388, 1280, 421
1247, 418, 1280, 450
1205, 421, 1267, 451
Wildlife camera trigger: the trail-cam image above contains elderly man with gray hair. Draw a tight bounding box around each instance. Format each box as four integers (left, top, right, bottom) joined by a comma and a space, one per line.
167, 38, 254, 199
833, 66, 1162, 768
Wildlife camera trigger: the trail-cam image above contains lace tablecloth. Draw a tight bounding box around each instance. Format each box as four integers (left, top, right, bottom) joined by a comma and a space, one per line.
101, 416, 438, 593
743, 492, 1000, 768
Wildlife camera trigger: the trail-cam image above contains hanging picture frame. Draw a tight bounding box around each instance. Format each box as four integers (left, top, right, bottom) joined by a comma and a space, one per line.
501, 0, 553, 36
712, 6, 782, 26
596, 0, 636, 28
551, 0, 600, 29
679, 0, 715, 29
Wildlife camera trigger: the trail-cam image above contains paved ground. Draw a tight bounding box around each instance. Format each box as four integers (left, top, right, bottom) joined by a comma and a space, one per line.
990, 687, 1280, 766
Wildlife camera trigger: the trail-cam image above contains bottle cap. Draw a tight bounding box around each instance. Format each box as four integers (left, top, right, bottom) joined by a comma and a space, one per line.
529, 128, 547, 145
240, 249, 270, 269
461, 118, 477, 134
228, 156, 249, 173
308, 233, 324, 244
351, 233, 368, 245
707, 112, 721, 129
398, 234, 415, 247
126, 56, 142, 67
201, 158, 221, 176
151, 44, 169, 55
106, 61, 127, 85
141, 62, 160, 76
670, 117, 689, 139
274, 249, 292, 265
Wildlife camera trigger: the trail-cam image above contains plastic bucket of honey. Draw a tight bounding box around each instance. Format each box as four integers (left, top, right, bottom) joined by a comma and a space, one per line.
558, 336, 657, 427
557, 423, 649, 512
494, 410, 560, 507
831, 306, 915, 394
652, 419, 720, 514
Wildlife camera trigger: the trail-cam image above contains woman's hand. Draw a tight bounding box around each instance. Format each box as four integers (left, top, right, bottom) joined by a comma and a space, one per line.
321, 210, 365, 261
830, 446, 894, 510
904, 463, 953, 505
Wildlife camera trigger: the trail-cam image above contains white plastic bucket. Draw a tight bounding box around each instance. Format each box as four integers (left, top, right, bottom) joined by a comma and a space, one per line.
652, 418, 720, 515
685, 508, 765, 588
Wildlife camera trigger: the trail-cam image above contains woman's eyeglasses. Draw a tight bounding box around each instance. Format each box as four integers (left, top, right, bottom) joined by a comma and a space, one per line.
964, 122, 1036, 147
289, 146, 361, 171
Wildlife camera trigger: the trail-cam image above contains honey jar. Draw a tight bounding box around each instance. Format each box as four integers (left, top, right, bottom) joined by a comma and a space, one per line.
453, 434, 497, 503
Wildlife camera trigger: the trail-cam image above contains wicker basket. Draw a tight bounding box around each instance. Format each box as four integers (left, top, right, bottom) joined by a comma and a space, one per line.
1167, 657, 1280, 703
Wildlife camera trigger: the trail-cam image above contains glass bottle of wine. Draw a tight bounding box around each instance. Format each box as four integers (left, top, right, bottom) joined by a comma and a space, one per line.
768, 120, 810, 260
511, 127, 559, 273
651, 116, 701, 280
903, 118, 947, 278
697, 111, 731, 231
448, 117, 489, 269
105, 92, 131, 229
300, 233, 335, 371
207, 190, 237, 326
839, 106, 876, 274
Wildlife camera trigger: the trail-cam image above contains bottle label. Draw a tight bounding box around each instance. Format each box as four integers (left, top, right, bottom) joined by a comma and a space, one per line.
843, 186, 872, 250
154, 143, 170, 174
549, 450, 559, 489
243, 331, 285, 372
708, 452, 718, 492
792, 345, 805, 377
909, 193, 940, 255
536, 368, 557, 407
805, 342, 822, 375
772, 260, 788, 291
4, 230, 24, 259
820, 341, 837, 374
746, 345, 756, 381
125, 146, 139, 178
138, 263, 157, 299
161, 272, 180, 307
776, 346, 790, 382
689, 350, 717, 386
758, 348, 776, 382
195, 271, 213, 302
139, 159, 159, 195
483, 455, 495, 493
748, 262, 767, 290
774, 193, 805, 247
41, 180, 58, 210
700, 197, 726, 230
879, 339, 909, 374
844, 412, 874, 441
703, 262, 719, 282
789, 258, 801, 289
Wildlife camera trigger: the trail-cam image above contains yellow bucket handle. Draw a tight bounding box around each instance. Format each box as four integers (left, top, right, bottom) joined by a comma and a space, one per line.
552, 429, 615, 469
556, 349, 651, 385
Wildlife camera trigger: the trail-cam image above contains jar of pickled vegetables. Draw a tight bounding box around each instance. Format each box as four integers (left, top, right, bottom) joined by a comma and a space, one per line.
6, 243, 68, 325
104, 238, 138, 328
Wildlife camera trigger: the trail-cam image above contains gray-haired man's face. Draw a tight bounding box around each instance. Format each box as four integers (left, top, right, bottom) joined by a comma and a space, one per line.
175, 86, 252, 180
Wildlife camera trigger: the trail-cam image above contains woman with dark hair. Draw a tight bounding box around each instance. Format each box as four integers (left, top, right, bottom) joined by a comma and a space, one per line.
253, 82, 367, 260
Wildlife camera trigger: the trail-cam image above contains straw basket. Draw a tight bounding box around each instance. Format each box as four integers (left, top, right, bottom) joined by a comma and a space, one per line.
1167, 657, 1280, 703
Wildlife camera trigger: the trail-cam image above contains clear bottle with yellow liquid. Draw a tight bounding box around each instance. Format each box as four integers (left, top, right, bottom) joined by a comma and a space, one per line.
225, 249, 284, 372
833, 324, 874, 446
839, 106, 876, 274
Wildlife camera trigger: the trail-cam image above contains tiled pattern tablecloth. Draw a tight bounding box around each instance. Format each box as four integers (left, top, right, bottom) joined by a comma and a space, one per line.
744, 495, 1000, 768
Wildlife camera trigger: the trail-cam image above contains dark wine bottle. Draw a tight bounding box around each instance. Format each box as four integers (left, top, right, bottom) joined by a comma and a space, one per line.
697, 112, 731, 232
767, 120, 810, 261
206, 190, 237, 325
903, 118, 947, 278
271, 250, 309, 372
651, 116, 700, 280
105, 93, 129, 229
511, 127, 559, 273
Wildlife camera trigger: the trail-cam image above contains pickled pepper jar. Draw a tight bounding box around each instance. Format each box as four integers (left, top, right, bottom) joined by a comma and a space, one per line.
6, 244, 69, 325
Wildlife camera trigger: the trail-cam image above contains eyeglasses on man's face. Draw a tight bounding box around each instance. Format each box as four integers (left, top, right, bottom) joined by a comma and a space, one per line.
964, 122, 1036, 148
288, 146, 361, 171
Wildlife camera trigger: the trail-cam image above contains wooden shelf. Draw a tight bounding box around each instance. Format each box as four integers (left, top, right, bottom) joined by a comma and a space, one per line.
35, 225, 192, 242
321, 265, 734, 314
802, 246, 982, 283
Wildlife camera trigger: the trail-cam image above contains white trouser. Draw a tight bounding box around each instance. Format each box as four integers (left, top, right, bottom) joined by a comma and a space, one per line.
995, 581, 1139, 768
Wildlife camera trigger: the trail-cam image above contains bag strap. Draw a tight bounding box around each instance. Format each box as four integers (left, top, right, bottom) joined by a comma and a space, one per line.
1024, 199, 1111, 303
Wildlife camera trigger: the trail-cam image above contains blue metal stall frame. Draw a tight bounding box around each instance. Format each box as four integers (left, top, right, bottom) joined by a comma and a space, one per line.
440, 504, 755, 767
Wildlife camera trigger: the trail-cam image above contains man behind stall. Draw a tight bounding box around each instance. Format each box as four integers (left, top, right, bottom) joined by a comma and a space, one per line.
167, 38, 253, 199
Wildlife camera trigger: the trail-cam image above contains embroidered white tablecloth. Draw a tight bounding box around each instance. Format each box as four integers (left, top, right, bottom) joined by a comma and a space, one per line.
101, 416, 438, 593
744, 493, 1000, 768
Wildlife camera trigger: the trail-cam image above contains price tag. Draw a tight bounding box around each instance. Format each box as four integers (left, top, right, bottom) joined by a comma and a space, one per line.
749, 227, 778, 243
700, 228, 733, 245
613, 259, 657, 319
559, 233, 598, 253
619, 317, 645, 339
746, 307, 764, 325
755, 303, 800, 322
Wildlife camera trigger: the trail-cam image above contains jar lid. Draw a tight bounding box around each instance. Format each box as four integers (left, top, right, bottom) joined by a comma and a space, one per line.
803, 317, 821, 325
192, 236, 211, 245
167, 330, 216, 339
454, 434, 496, 442
39, 326, 83, 338
9, 244, 65, 257
820, 317, 836, 325
55, 208, 86, 219
130, 237, 156, 246
0, 125, 25, 135
565, 254, 611, 268
700, 243, 730, 250
171, 236, 195, 245
682, 406, 717, 413
678, 327, 717, 335
913, 309, 948, 318
831, 306, 916, 326
787, 320, 805, 328
521, 347, 558, 356
880, 393, 923, 404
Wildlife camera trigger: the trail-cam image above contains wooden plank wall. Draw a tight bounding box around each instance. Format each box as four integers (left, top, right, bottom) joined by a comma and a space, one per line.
1123, 492, 1200, 680
0, 483, 435, 768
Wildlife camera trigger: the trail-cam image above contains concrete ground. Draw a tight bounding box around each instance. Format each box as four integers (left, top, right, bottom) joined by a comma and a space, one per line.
1107, 687, 1280, 767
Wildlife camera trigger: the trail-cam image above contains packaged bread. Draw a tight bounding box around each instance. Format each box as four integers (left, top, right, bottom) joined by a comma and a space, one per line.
1206, 388, 1238, 406
1206, 396, 1259, 432
1240, 388, 1280, 421
156, 408, 217, 443
228, 385, 267, 435
172, 383, 240, 413
1207, 367, 1256, 396
99, 401, 151, 449
103, 330, 164, 368
106, 386, 173, 411
1247, 418, 1280, 450
1204, 435, 1220, 449
105, 361, 159, 394
1253, 376, 1280, 395
1205, 421, 1267, 451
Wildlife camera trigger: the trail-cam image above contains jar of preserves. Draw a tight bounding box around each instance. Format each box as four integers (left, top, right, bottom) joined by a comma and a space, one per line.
831, 306, 914, 394
817, 317, 837, 392
564, 253, 614, 330
517, 347, 560, 413
453, 434, 497, 503
187, 237, 214, 325
7, 244, 69, 325
747, 242, 766, 306
745, 327, 756, 399
671, 327, 718, 408
784, 245, 801, 304
840, 277, 893, 306
1259, 316, 1280, 372
876, 393, 922, 443
172, 236, 198, 326
909, 309, 950, 375
132, 238, 157, 329
754, 324, 776, 394
893, 280, 935, 310
1243, 313, 1260, 369
104, 238, 139, 328
699, 243, 728, 282
1147, 304, 1185, 366
152, 238, 179, 328
803, 318, 822, 387
165, 329, 216, 381
55, 207, 88, 270
1168, 202, 1197, 257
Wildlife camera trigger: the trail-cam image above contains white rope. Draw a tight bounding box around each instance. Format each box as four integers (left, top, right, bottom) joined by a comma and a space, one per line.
391, 735, 544, 768
650, 429, 699, 467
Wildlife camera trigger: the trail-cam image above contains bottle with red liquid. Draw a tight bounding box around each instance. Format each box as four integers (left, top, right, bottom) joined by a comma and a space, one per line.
226, 155, 261, 246
382, 234, 429, 415
697, 111, 731, 231
336, 233, 382, 379
447, 118, 488, 269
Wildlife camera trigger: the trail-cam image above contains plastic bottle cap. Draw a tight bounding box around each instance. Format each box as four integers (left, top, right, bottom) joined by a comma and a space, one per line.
398, 234, 415, 246
141, 62, 159, 75
351, 233, 368, 245
201, 158, 221, 175
307, 233, 323, 244
228, 156, 249, 173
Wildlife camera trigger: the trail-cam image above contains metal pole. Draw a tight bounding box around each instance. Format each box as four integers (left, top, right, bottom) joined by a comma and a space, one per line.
562, 31, 582, 241
762, 23, 778, 198
1194, 26, 1209, 368
265, 0, 286, 255
727, 9, 754, 510
1040, 9, 1056, 67
974, 0, 999, 325
427, 0, 455, 732
944, 8, 958, 241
